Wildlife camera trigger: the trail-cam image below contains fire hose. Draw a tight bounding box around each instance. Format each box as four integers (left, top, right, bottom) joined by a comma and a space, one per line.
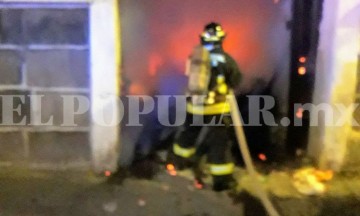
228, 90, 280, 216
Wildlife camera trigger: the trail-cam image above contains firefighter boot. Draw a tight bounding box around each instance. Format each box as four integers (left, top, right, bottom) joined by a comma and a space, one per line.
212, 175, 237, 192
166, 149, 193, 171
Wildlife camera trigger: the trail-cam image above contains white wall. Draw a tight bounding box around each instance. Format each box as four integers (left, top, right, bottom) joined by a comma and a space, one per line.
309, 0, 360, 171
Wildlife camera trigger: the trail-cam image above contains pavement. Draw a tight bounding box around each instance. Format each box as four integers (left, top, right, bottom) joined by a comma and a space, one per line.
0, 162, 360, 216
0, 166, 243, 216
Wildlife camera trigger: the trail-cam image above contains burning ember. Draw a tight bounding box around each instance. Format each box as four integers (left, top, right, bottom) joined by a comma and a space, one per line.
299, 56, 307, 63
166, 164, 177, 176
258, 153, 267, 161
194, 179, 204, 190
298, 66, 307, 75
296, 108, 304, 119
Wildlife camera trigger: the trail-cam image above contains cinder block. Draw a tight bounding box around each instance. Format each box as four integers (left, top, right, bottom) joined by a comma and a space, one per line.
0, 9, 23, 44
0, 132, 25, 161
0, 90, 31, 126
32, 91, 90, 127
0, 50, 23, 85
26, 50, 89, 88
28, 132, 90, 163
24, 9, 88, 44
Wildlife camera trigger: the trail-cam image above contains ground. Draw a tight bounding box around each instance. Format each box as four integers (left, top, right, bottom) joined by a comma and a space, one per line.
0, 161, 360, 216
0, 166, 242, 216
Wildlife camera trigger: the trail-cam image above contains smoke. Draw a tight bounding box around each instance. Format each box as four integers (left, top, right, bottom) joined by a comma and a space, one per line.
121, 0, 291, 94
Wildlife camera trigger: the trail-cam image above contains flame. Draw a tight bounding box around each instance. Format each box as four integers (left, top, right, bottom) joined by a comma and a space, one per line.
105, 170, 112, 177
314, 170, 334, 182
123, 1, 288, 94
292, 168, 334, 195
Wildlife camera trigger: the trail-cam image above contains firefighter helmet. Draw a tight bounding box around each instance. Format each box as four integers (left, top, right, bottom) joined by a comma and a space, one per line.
200, 22, 226, 45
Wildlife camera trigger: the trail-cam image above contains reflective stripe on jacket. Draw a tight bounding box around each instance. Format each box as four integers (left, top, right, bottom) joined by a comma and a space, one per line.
209, 163, 235, 176
186, 101, 230, 115
173, 143, 196, 158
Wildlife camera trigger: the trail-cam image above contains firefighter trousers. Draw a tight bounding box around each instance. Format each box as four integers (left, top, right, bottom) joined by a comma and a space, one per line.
172, 113, 235, 189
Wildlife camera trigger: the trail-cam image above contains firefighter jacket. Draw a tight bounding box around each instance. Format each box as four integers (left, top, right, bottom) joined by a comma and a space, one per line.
187, 47, 241, 115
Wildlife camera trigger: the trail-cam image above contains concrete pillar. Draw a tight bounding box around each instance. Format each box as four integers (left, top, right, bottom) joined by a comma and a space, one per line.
90, 0, 121, 173
309, 0, 360, 171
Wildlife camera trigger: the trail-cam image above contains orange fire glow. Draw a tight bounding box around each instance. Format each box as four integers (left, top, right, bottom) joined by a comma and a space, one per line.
128, 83, 147, 95
258, 153, 267, 161
122, 0, 289, 94
296, 108, 304, 118
148, 53, 164, 77
314, 170, 334, 182
298, 66, 306, 75
194, 180, 204, 189
299, 56, 306, 63
105, 170, 112, 177
166, 164, 177, 176
166, 164, 175, 171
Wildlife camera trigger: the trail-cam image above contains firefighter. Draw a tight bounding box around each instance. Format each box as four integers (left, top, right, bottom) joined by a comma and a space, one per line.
169, 22, 242, 191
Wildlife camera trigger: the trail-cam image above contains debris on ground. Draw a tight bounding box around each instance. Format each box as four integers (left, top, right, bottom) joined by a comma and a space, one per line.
161, 184, 170, 191
138, 198, 147, 207
292, 167, 333, 195
102, 201, 118, 213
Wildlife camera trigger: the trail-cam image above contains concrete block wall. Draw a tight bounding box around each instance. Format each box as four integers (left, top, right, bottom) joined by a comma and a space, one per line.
0, 5, 91, 167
